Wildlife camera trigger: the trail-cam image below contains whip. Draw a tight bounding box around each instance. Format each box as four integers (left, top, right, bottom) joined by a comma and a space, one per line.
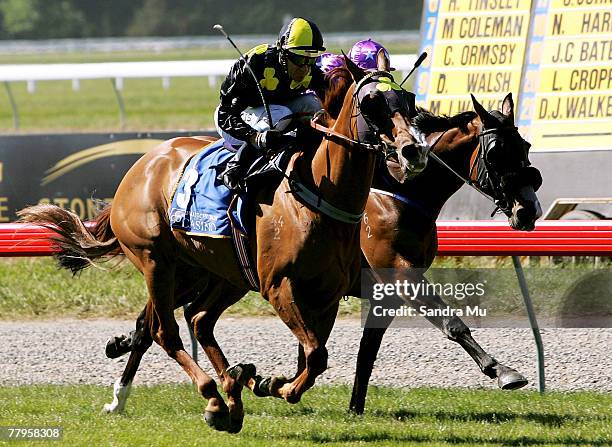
399, 51, 427, 87
213, 24, 274, 128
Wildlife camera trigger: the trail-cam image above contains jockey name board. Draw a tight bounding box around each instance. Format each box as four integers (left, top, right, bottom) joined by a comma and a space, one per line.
416, 0, 612, 152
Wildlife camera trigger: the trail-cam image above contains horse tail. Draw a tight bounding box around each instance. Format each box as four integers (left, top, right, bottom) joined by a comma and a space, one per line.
17, 204, 120, 275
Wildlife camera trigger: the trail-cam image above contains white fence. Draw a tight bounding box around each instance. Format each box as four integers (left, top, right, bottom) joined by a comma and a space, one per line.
0, 32, 419, 54
0, 54, 417, 90
0, 55, 416, 129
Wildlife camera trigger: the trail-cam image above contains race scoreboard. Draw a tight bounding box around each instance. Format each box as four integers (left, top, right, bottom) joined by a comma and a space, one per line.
416, 0, 612, 151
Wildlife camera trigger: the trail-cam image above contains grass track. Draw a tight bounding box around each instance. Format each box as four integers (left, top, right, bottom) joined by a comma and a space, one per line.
0, 385, 609, 446
0, 258, 360, 320
1, 257, 608, 321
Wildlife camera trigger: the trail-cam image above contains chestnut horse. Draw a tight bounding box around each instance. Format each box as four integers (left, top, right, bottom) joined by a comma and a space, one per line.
98, 93, 542, 416
347, 92, 543, 414
18, 55, 422, 432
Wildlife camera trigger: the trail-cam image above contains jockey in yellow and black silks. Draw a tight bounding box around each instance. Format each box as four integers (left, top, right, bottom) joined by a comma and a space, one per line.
216, 17, 327, 191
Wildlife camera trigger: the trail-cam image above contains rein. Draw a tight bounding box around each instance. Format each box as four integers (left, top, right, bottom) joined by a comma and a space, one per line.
309, 70, 400, 158
427, 127, 509, 216
428, 145, 496, 202
309, 111, 391, 155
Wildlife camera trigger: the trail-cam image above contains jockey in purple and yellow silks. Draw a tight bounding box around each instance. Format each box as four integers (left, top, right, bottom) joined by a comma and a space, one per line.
216, 17, 327, 191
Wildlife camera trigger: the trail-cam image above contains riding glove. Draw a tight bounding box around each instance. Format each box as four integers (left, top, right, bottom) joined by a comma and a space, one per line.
253, 129, 295, 152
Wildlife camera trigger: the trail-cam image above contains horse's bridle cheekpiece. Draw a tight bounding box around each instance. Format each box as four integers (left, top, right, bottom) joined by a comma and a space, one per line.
429, 123, 542, 218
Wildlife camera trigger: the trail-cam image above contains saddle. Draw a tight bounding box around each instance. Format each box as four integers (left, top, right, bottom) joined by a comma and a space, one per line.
168, 138, 295, 290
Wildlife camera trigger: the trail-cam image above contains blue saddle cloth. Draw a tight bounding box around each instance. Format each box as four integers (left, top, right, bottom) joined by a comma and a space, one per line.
169, 139, 247, 237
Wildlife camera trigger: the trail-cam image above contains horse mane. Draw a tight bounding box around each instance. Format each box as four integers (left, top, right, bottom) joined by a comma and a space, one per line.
317, 66, 353, 119
413, 108, 477, 135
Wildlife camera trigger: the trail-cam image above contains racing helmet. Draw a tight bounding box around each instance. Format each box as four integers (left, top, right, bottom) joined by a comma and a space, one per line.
277, 17, 326, 58
348, 39, 395, 71
316, 52, 345, 73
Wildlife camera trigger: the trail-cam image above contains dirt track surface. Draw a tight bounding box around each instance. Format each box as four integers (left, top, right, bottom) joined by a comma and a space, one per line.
1, 317, 610, 391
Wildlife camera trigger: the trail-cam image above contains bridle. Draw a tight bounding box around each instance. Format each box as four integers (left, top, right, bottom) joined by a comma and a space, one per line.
428, 123, 542, 217
288, 70, 412, 224
309, 70, 410, 159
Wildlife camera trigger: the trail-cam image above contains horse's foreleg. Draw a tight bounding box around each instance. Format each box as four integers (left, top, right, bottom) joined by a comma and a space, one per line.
445, 322, 528, 389
269, 284, 339, 404
412, 277, 528, 390
291, 343, 306, 382
349, 295, 399, 414
185, 281, 247, 433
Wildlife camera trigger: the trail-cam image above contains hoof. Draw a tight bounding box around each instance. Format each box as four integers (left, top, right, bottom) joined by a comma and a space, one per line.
227, 416, 244, 434
268, 376, 288, 398
226, 363, 256, 387
348, 402, 365, 415
272, 378, 301, 404
102, 402, 125, 414
204, 410, 230, 432
497, 366, 528, 390
105, 334, 132, 359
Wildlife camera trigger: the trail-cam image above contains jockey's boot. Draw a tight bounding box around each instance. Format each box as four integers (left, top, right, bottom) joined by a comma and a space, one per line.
218, 143, 258, 191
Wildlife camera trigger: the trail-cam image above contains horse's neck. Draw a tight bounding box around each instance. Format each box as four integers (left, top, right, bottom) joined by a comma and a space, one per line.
308, 84, 376, 215
392, 127, 479, 219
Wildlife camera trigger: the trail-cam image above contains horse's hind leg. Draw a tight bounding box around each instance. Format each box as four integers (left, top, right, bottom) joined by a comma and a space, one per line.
105, 309, 145, 359
139, 251, 230, 431
103, 265, 209, 414
184, 279, 247, 433
103, 303, 153, 413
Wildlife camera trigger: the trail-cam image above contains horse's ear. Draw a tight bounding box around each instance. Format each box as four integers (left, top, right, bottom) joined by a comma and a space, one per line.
502, 92, 515, 123
471, 93, 496, 127
342, 50, 365, 82
376, 48, 390, 72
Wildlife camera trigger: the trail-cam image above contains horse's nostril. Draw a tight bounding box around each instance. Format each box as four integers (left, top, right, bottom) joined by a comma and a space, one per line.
401, 144, 418, 158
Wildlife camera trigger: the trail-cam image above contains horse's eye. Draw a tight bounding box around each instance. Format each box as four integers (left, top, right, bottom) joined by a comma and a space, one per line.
486, 142, 504, 165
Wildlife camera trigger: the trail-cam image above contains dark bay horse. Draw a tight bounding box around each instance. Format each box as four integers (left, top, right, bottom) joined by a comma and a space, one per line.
347, 92, 543, 414
18, 55, 422, 432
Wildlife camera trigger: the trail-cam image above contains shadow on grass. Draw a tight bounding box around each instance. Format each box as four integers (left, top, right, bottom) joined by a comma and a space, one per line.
384, 408, 605, 427
249, 431, 609, 446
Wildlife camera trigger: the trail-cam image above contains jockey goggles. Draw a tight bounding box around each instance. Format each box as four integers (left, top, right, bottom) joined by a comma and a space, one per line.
286, 52, 318, 66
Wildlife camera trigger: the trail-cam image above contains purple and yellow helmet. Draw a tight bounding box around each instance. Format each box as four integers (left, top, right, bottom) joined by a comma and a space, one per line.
316, 52, 345, 73
348, 39, 394, 71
